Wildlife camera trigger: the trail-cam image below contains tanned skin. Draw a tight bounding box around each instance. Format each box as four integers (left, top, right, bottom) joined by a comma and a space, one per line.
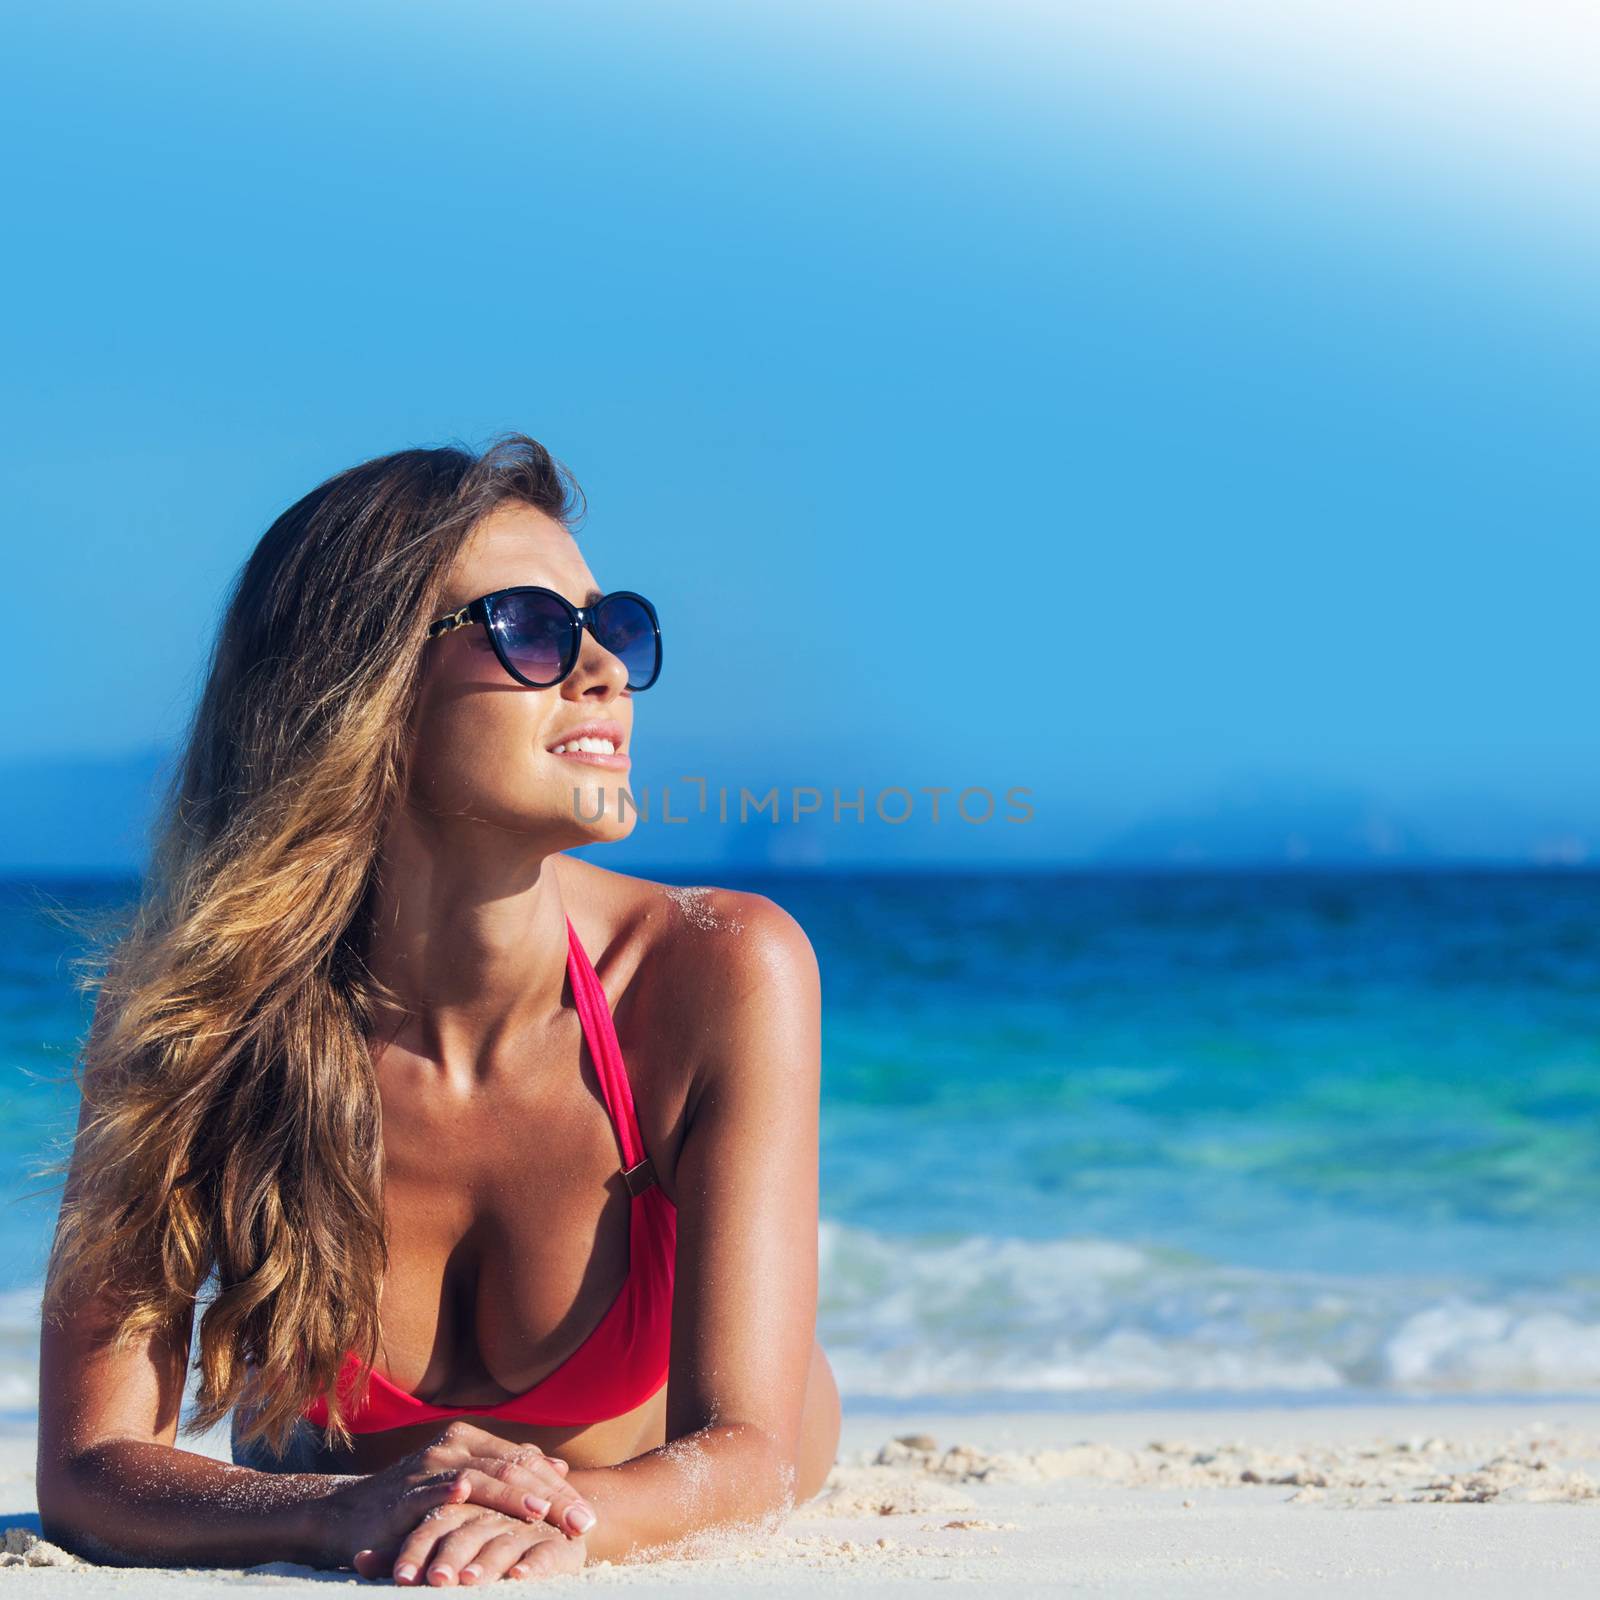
37, 502, 840, 1582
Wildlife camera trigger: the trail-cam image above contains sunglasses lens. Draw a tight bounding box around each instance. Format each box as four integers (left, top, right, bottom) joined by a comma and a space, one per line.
594, 594, 660, 689
492, 590, 576, 685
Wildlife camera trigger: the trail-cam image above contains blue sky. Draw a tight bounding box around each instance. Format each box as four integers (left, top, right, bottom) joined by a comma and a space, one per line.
4, 0, 1598, 869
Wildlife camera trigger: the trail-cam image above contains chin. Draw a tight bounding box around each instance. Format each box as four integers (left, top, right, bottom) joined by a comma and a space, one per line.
557, 780, 640, 846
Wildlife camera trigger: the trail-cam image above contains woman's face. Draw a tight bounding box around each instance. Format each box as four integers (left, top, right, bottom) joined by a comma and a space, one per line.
406, 501, 641, 850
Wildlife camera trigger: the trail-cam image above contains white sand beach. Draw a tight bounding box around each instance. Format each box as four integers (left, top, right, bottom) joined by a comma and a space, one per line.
3, 1401, 1597, 1595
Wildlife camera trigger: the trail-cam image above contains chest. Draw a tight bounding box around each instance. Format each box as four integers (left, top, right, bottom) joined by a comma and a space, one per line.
362, 1018, 680, 1404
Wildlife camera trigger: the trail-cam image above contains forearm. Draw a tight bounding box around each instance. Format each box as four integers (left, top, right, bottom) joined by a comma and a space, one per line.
567, 1422, 795, 1563
38, 1439, 350, 1569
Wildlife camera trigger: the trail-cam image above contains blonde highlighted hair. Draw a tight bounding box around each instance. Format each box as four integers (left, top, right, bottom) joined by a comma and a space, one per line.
37, 434, 584, 1455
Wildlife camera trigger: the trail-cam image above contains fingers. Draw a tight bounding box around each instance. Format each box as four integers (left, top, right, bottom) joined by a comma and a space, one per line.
391, 1503, 467, 1586
516, 1532, 587, 1579
420, 1518, 503, 1587
520, 1469, 594, 1537
428, 1462, 594, 1537
425, 1423, 568, 1479
452, 1527, 539, 1585
428, 1421, 550, 1463
352, 1548, 392, 1581
460, 1451, 573, 1512
503, 1530, 587, 1582
413, 1516, 581, 1587
414, 1465, 581, 1533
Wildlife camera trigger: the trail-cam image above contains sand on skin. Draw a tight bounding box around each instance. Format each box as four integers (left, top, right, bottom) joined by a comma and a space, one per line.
2, 1403, 1599, 1595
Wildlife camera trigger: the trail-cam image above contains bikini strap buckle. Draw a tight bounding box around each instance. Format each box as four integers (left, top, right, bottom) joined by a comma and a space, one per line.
621, 1157, 658, 1197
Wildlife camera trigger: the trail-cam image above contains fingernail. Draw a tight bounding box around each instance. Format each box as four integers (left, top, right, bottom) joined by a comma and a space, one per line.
428, 1566, 453, 1585
566, 1505, 595, 1533
396, 1565, 417, 1583
460, 1565, 482, 1583
523, 1494, 551, 1516
508, 1565, 529, 1580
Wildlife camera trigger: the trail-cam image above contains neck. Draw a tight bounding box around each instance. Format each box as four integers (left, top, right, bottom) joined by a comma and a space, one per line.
362, 804, 574, 1068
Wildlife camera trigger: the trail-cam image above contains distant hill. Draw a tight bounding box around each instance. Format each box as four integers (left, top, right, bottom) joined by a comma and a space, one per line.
1096, 779, 1431, 866
3, 751, 1595, 875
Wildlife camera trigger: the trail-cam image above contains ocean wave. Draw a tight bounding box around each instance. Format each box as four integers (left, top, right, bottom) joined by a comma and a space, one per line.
817, 1220, 1600, 1399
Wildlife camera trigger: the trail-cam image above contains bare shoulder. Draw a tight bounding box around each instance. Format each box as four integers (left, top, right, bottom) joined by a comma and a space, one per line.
559, 853, 813, 979
556, 855, 819, 1080
643, 882, 821, 1119
652, 881, 816, 1012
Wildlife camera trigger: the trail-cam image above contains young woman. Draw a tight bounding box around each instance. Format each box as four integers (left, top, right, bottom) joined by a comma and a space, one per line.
35, 435, 839, 1583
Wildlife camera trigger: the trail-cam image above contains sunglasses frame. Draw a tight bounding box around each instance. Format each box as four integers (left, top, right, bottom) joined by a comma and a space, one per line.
426, 585, 662, 691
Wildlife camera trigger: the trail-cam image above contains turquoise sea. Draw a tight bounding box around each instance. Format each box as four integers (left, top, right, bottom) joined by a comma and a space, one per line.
3, 870, 1599, 1420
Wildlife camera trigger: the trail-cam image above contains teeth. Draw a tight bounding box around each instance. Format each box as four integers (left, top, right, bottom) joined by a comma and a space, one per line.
551, 737, 617, 755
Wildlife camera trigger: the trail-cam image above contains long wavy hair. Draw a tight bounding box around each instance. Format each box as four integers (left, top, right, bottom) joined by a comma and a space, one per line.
37, 433, 586, 1454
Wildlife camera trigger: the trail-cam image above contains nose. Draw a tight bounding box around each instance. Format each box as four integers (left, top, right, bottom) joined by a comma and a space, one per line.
561, 623, 632, 700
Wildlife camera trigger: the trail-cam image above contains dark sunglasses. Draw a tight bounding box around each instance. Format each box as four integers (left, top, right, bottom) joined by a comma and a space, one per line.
426, 586, 662, 691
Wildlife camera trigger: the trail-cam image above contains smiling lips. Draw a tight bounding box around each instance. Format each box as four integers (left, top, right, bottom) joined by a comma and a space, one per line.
545, 721, 630, 770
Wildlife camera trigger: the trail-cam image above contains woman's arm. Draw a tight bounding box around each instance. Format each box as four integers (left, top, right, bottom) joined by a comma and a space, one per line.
563, 892, 824, 1562
35, 1078, 333, 1564
35, 1097, 574, 1569
35, 1253, 341, 1566
38, 1285, 590, 1570
38, 1273, 591, 1569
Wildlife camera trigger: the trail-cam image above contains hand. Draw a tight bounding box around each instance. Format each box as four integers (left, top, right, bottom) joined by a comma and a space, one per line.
320, 1420, 597, 1568
354, 1502, 588, 1586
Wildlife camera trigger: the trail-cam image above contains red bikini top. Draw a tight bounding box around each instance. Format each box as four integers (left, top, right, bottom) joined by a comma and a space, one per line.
302, 914, 677, 1433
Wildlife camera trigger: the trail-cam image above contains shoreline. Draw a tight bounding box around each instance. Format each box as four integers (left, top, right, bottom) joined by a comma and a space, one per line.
814, 1385, 1600, 1416
1, 1399, 1596, 1593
